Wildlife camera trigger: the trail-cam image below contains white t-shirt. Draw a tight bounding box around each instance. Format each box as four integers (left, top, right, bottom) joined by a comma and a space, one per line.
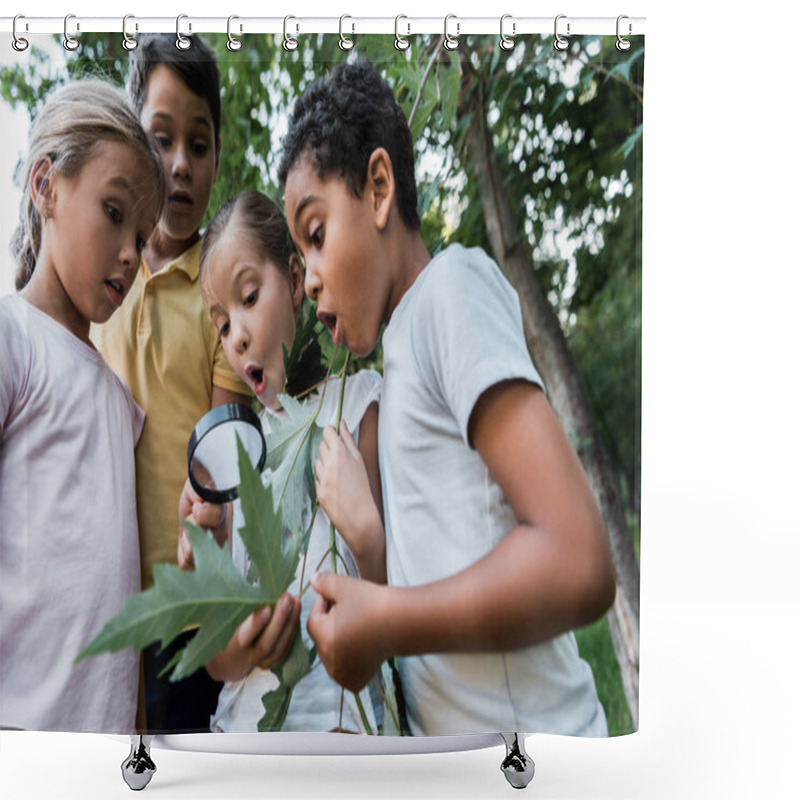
211, 370, 382, 733
379, 244, 608, 737
0, 295, 143, 732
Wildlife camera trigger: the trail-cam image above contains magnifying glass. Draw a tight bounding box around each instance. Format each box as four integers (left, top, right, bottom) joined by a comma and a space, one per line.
187, 403, 267, 503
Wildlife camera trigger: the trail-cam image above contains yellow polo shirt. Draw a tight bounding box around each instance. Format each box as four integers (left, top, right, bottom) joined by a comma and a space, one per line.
93, 241, 250, 589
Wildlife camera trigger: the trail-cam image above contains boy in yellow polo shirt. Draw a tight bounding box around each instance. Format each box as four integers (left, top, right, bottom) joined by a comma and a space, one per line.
93, 34, 251, 733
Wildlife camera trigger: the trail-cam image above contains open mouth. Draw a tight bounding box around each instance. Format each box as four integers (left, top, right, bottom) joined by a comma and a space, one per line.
246, 365, 266, 395
317, 311, 342, 345
169, 191, 192, 209
105, 279, 127, 306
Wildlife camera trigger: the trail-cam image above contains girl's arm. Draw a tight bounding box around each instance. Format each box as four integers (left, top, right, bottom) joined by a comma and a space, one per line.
212, 385, 252, 408
314, 402, 386, 583
308, 381, 616, 692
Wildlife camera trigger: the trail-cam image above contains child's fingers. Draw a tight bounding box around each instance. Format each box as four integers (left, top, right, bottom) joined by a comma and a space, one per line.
264, 597, 302, 669
322, 424, 339, 449
244, 594, 297, 669
177, 528, 195, 571
237, 605, 273, 648
306, 593, 332, 649
339, 420, 359, 457
310, 571, 343, 604
192, 499, 226, 531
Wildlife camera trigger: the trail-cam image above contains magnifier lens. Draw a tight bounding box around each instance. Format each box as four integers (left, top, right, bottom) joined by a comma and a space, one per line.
187, 404, 266, 503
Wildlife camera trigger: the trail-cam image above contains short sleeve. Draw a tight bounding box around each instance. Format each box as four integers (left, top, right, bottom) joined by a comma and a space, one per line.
315, 369, 382, 436
0, 301, 24, 433
411, 246, 543, 446
110, 370, 145, 444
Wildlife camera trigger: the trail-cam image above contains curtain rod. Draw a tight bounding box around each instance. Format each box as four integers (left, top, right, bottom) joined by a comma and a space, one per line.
1, 15, 646, 38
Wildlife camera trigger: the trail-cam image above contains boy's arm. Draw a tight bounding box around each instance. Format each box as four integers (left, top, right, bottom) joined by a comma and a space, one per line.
308, 380, 615, 692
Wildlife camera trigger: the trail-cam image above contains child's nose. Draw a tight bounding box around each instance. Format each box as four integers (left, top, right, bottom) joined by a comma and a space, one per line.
172, 141, 191, 178
304, 264, 321, 301
233, 322, 249, 354
120, 236, 137, 269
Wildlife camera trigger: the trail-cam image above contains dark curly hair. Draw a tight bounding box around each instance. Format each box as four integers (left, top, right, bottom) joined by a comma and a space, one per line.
127, 33, 221, 147
277, 60, 420, 231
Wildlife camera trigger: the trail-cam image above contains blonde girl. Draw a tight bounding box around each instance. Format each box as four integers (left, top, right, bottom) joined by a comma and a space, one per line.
0, 79, 164, 732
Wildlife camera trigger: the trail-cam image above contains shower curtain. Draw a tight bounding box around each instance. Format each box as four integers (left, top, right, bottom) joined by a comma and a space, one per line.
0, 15, 643, 749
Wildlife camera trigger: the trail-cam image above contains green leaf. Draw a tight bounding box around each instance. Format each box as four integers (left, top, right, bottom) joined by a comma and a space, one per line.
236, 435, 302, 598
616, 123, 642, 161
257, 630, 315, 731
283, 299, 329, 398
78, 523, 265, 681
79, 435, 310, 684
261, 394, 320, 540
258, 683, 293, 732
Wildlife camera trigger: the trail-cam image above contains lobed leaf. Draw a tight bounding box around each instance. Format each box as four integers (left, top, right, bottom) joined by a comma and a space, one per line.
78, 523, 265, 680
236, 435, 301, 597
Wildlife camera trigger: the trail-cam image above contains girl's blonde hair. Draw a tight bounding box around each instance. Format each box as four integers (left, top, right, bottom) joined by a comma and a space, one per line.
12, 78, 165, 290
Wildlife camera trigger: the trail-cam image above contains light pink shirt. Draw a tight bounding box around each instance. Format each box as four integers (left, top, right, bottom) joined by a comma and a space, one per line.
1, 295, 143, 732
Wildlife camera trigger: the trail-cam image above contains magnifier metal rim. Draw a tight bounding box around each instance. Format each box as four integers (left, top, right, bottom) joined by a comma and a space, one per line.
187, 402, 266, 504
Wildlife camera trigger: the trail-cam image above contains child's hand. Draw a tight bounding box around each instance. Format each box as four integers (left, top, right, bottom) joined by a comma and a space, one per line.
177, 477, 228, 570
306, 572, 389, 692
315, 421, 384, 563
207, 593, 302, 683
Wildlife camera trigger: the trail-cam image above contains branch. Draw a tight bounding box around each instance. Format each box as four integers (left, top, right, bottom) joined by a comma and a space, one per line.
408, 37, 445, 130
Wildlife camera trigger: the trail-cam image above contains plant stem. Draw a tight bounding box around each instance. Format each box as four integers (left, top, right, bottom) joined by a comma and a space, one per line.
370, 674, 402, 735
329, 351, 352, 575
354, 691, 373, 735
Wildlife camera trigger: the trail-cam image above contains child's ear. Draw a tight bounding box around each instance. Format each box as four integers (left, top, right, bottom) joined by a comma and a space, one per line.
30, 156, 55, 219
288, 253, 305, 315
366, 148, 395, 232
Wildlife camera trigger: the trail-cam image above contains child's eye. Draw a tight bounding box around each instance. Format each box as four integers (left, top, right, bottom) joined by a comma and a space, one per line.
243, 290, 258, 307
309, 226, 323, 248
154, 135, 171, 150
106, 205, 123, 224
219, 320, 230, 337
192, 141, 209, 157
136, 235, 146, 253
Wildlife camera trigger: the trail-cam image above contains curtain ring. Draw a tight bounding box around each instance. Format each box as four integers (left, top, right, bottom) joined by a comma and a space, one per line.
500, 14, 515, 51
394, 15, 410, 51
283, 16, 298, 51
553, 14, 570, 51
12, 15, 29, 52
122, 15, 138, 51
616, 15, 632, 51
63, 14, 79, 51
443, 14, 459, 51
339, 15, 355, 51
176, 14, 192, 51
227, 15, 242, 51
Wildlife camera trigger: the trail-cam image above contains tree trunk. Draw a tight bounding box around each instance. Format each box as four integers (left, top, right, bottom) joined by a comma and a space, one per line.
459, 67, 640, 729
